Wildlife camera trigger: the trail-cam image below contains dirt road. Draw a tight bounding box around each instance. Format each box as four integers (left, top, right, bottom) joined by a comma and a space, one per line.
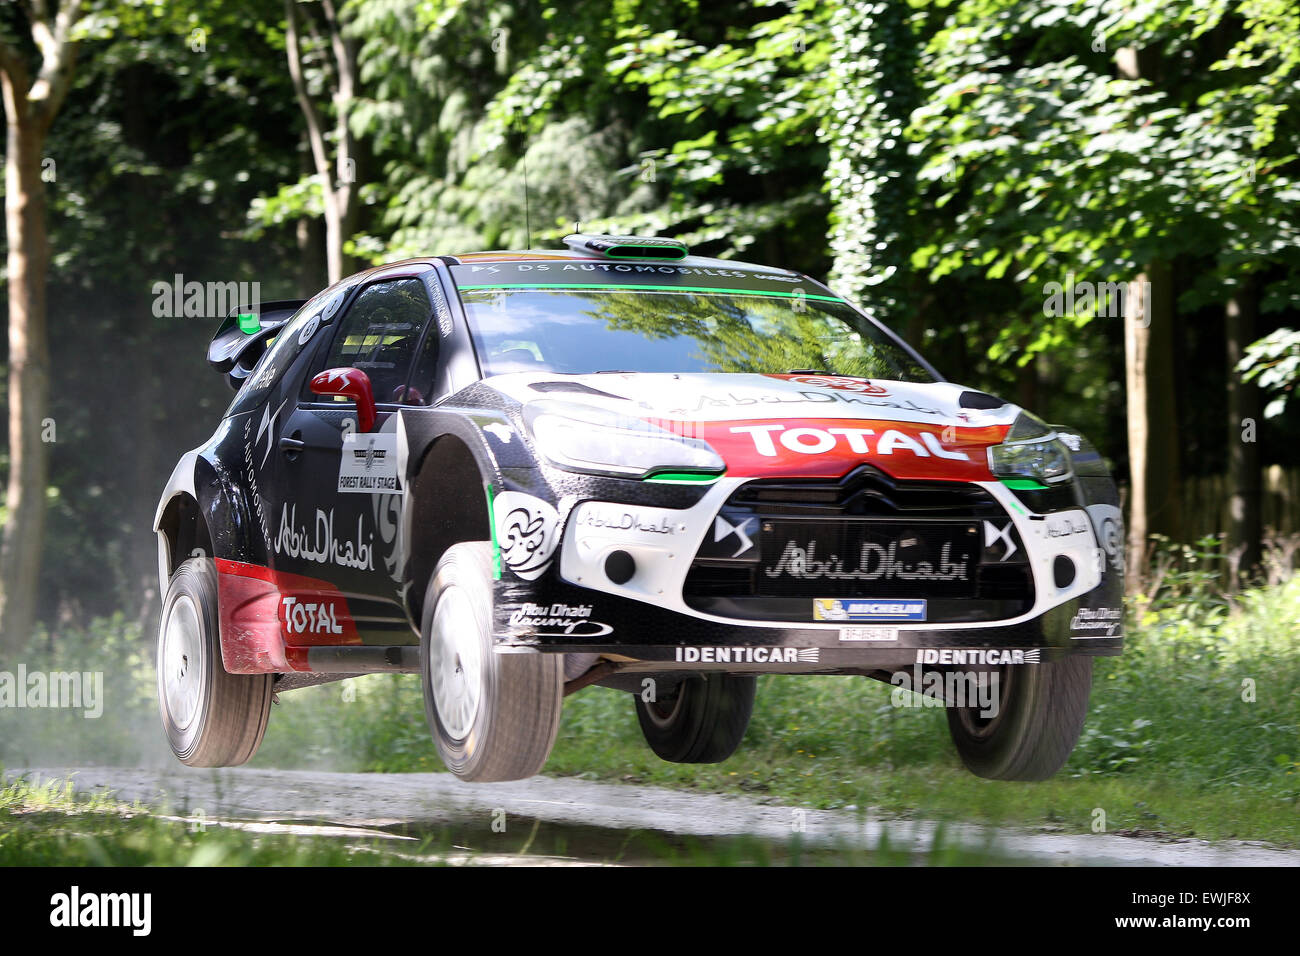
9, 766, 1298, 866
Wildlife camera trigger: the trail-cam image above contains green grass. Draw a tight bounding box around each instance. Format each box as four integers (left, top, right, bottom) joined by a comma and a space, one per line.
0, 775, 429, 866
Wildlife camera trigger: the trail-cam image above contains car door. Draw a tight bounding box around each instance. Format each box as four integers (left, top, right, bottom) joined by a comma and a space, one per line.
269, 273, 436, 646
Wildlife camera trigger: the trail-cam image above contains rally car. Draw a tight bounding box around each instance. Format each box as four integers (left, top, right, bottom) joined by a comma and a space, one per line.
154, 234, 1124, 783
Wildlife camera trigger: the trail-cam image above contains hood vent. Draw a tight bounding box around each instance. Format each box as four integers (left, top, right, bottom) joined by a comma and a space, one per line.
958, 390, 1008, 410
528, 381, 627, 400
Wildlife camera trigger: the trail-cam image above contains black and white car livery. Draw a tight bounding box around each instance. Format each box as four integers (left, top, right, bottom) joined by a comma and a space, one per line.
154, 234, 1124, 781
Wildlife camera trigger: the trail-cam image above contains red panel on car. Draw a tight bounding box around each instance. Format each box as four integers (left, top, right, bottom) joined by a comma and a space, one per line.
214, 558, 362, 673
652, 417, 1009, 482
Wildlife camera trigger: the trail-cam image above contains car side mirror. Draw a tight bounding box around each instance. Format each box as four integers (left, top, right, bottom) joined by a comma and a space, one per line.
310, 367, 377, 433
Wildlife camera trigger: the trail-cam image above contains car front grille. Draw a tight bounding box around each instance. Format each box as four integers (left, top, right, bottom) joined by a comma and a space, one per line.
683, 466, 1035, 622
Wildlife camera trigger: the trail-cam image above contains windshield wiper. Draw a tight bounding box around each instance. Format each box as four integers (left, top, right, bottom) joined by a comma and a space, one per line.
785, 368, 839, 375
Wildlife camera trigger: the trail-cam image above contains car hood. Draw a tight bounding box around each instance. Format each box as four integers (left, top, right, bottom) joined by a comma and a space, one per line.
482, 371, 1024, 481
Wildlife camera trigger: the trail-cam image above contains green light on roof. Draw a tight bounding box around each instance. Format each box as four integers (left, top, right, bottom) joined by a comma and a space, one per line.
565, 233, 689, 260
237, 313, 260, 334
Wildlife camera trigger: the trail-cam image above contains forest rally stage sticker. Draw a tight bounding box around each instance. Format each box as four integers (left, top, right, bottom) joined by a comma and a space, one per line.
338, 432, 400, 493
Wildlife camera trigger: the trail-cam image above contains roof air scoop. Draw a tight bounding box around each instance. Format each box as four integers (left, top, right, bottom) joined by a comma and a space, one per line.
563, 234, 688, 261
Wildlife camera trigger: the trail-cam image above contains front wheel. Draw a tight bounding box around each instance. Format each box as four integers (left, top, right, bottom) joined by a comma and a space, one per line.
156, 557, 273, 767
945, 656, 1092, 781
634, 673, 756, 763
420, 542, 564, 782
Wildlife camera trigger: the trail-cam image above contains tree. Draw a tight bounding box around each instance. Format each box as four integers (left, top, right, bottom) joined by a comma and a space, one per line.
823, 0, 922, 341
1112, 44, 1181, 584
0, 0, 85, 651
283, 0, 359, 283
34, 0, 300, 623
903, 0, 1300, 584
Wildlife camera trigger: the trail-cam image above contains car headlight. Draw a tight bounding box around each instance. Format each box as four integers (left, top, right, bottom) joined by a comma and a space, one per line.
524, 401, 725, 479
988, 412, 1073, 484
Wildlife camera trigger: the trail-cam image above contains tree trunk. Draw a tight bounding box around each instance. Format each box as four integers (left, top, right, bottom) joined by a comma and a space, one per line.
0, 107, 52, 652
297, 134, 326, 295
284, 0, 359, 285
1225, 277, 1262, 580
1115, 47, 1182, 589
1122, 263, 1181, 588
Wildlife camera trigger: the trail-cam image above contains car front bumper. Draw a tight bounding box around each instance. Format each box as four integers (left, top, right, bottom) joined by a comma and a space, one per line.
491, 469, 1125, 672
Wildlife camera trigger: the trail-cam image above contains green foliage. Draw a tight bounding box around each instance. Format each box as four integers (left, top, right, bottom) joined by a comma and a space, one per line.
1240, 326, 1300, 417
823, 0, 921, 325
902, 0, 1300, 362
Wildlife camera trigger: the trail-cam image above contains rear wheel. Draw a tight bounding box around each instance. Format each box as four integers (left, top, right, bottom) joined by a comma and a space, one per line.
634, 673, 756, 763
945, 656, 1092, 781
156, 557, 273, 767
421, 542, 564, 782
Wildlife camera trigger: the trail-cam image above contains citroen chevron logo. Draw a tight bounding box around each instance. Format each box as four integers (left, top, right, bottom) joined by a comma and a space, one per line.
714, 515, 755, 557
983, 520, 1018, 562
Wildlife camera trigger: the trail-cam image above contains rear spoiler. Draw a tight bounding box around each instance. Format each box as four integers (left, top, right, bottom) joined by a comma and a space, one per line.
207, 299, 307, 391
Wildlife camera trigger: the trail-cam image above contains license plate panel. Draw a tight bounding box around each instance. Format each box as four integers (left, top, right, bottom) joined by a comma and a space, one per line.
838, 626, 901, 642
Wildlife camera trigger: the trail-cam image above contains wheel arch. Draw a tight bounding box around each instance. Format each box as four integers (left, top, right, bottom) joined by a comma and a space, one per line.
403, 433, 493, 626
397, 401, 537, 626
155, 448, 263, 594
155, 492, 214, 594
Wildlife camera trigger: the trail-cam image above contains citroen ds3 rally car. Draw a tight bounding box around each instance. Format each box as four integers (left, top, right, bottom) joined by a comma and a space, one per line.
154, 234, 1125, 782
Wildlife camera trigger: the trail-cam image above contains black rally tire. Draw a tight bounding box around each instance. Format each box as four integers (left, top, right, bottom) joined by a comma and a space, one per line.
944, 656, 1092, 781
420, 541, 564, 782
634, 673, 756, 763
156, 557, 273, 767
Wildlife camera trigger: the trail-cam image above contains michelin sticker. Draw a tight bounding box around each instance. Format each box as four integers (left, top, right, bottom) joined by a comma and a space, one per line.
814, 598, 927, 622
338, 432, 401, 494
494, 491, 560, 581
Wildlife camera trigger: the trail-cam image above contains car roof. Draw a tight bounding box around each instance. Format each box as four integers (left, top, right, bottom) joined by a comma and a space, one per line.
443, 248, 802, 276
328, 249, 809, 294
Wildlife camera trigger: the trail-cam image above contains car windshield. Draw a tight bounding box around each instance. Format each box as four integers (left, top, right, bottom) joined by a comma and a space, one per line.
455, 286, 934, 382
